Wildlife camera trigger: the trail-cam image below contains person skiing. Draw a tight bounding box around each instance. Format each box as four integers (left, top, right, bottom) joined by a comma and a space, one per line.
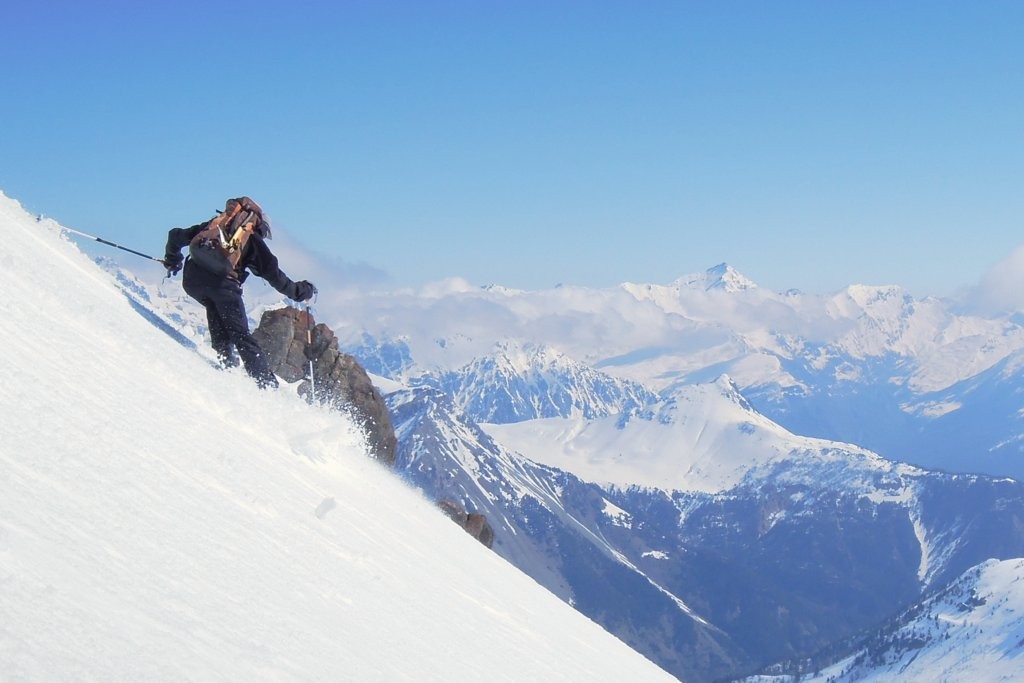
162, 196, 316, 388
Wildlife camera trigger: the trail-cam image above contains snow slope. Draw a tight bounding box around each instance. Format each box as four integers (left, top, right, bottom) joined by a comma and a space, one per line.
0, 192, 671, 681
484, 375, 897, 493
747, 559, 1024, 683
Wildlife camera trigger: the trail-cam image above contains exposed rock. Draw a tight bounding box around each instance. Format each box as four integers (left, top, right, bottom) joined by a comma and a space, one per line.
438, 499, 495, 549
253, 306, 397, 466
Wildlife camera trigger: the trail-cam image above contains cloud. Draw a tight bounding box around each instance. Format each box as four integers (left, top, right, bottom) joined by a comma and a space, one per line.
267, 231, 393, 291
961, 243, 1024, 315
416, 277, 476, 298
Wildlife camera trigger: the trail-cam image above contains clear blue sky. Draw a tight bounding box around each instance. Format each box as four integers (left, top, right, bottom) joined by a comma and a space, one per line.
2, 1, 1022, 296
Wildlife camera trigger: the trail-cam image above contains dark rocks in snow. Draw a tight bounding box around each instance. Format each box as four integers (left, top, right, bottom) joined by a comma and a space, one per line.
438, 499, 495, 548
253, 306, 397, 466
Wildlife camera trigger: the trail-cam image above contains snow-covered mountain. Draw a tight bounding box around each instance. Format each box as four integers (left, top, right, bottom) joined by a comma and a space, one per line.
746, 558, 1024, 682
417, 341, 658, 424
0, 192, 671, 681
884, 348, 1024, 477
627, 262, 759, 296
316, 261, 1024, 480
386, 368, 1024, 681
29, 185, 1024, 682
113, 232, 1024, 485
385, 385, 744, 682
483, 375, 891, 493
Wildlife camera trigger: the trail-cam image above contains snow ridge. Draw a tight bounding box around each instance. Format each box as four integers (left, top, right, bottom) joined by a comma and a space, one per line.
753, 559, 1024, 682
0, 191, 671, 681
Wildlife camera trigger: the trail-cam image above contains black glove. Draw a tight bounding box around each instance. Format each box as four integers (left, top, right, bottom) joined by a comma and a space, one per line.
291, 280, 317, 302
163, 254, 183, 277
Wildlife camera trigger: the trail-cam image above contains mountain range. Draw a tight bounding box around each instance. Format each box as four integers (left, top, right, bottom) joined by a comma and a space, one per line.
744, 558, 1024, 682
329, 261, 1024, 482
0, 192, 671, 681
321, 259, 1024, 680
34, 191, 1024, 681
384, 366, 1024, 681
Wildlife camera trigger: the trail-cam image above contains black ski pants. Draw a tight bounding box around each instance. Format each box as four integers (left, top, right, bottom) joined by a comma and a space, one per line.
183, 277, 278, 389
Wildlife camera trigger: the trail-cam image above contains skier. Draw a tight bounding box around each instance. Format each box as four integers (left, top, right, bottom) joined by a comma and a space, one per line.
162, 197, 316, 388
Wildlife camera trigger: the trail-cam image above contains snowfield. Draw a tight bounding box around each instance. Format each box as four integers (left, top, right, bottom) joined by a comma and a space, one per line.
483, 376, 899, 494
0, 192, 671, 681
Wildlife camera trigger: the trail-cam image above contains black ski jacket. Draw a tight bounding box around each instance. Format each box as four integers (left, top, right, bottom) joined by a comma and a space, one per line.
165, 222, 302, 299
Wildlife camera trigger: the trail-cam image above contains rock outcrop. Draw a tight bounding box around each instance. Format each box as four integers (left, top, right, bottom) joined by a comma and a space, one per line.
438, 499, 495, 548
253, 306, 397, 466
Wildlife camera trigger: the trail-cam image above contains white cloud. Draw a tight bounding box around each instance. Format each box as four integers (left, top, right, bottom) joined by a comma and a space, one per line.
266, 231, 393, 290
962, 243, 1024, 314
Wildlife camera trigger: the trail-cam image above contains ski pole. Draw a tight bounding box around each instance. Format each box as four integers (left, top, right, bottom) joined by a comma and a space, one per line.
60, 226, 164, 263
305, 303, 316, 403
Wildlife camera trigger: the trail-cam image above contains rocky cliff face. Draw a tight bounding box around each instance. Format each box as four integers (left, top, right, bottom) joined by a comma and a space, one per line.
253, 306, 397, 467
438, 500, 495, 548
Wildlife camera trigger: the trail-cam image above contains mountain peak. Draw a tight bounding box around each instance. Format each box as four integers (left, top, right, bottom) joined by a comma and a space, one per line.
670, 263, 758, 293
705, 263, 758, 292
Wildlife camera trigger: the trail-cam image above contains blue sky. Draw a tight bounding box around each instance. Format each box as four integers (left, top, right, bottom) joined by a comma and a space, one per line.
2, 1, 1022, 297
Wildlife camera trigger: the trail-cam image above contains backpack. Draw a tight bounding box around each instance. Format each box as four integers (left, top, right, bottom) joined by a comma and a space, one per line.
188, 197, 267, 278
